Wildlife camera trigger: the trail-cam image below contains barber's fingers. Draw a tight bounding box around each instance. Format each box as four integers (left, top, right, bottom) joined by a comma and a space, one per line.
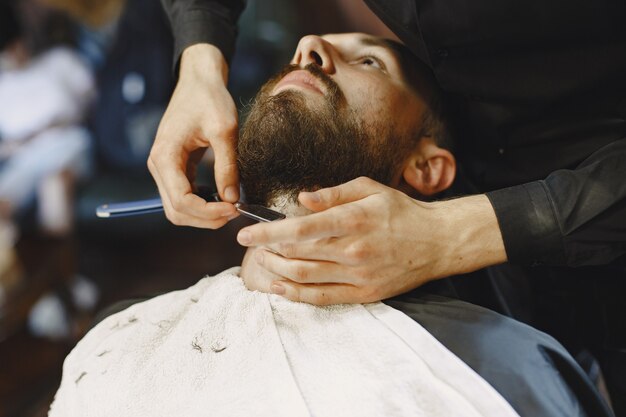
299, 176, 387, 212
263, 237, 340, 262
256, 250, 362, 285
159, 184, 238, 228
210, 131, 240, 203
163, 193, 237, 228
237, 201, 371, 247
149, 154, 237, 227
264, 236, 373, 267
270, 280, 364, 306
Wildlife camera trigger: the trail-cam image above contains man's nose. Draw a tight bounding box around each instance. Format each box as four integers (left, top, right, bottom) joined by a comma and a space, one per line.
292, 35, 336, 74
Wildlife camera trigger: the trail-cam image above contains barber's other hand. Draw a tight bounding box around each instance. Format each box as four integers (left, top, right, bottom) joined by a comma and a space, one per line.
148, 44, 239, 228
237, 177, 507, 305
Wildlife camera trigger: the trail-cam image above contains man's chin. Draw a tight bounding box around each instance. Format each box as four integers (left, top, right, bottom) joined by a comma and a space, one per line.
268, 88, 328, 114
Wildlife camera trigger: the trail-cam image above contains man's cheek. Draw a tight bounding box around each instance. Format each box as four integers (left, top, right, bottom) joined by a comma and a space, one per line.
348, 87, 387, 124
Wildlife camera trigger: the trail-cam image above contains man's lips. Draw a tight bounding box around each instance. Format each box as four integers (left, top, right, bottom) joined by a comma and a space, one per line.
273, 70, 324, 95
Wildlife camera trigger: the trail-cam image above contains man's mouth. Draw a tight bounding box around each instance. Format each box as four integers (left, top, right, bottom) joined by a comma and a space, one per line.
273, 70, 325, 96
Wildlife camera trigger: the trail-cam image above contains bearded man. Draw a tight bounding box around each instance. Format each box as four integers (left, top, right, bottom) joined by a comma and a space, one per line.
49, 34, 610, 417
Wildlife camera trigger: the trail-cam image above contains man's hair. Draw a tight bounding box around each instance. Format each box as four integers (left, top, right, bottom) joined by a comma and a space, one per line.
384, 40, 453, 150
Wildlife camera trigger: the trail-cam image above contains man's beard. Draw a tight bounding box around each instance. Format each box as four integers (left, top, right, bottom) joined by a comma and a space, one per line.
237, 63, 414, 207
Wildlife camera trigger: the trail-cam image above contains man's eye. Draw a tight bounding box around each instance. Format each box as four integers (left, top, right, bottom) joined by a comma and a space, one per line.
358, 56, 384, 70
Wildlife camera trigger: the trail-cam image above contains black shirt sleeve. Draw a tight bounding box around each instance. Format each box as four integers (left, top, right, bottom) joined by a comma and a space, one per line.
160, 0, 246, 72
487, 137, 626, 267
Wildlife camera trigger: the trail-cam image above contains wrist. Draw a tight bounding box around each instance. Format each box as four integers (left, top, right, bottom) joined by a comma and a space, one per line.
433, 194, 507, 276
180, 43, 229, 85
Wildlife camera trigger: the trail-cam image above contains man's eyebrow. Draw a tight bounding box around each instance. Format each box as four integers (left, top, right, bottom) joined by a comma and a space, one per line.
358, 37, 390, 50
357, 37, 400, 60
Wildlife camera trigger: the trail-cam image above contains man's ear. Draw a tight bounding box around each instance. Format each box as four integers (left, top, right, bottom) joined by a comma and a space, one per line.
402, 138, 456, 196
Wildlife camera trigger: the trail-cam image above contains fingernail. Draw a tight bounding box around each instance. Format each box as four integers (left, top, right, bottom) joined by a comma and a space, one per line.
226, 213, 239, 221
255, 250, 264, 264
270, 283, 285, 295
302, 191, 320, 203
237, 230, 252, 245
224, 186, 238, 202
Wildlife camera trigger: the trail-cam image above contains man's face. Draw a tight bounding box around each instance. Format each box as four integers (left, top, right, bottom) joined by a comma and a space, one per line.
238, 33, 428, 207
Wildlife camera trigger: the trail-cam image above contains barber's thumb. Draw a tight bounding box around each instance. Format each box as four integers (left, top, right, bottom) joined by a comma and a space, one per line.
299, 176, 381, 211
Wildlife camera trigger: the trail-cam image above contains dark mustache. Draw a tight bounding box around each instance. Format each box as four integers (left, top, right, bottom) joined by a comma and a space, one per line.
274, 63, 345, 108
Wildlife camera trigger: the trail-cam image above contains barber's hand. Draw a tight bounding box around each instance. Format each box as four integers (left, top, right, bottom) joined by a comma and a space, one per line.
237, 177, 507, 305
148, 44, 239, 228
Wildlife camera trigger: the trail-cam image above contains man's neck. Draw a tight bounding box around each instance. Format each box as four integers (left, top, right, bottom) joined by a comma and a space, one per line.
267, 195, 313, 217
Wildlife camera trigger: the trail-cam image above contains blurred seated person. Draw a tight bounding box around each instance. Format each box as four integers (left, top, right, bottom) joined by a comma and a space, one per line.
49, 33, 611, 417
0, 0, 94, 236
42, 0, 173, 173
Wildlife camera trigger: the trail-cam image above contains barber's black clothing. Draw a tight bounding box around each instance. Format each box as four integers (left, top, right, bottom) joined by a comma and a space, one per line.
162, 0, 626, 268
160, 0, 244, 69
358, 3, 625, 411
364, 0, 626, 267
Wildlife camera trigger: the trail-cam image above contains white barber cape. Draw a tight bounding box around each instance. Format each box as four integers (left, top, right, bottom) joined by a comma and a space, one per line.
50, 268, 520, 417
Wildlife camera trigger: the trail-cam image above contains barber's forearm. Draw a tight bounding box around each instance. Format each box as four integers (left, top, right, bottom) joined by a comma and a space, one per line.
431, 194, 507, 278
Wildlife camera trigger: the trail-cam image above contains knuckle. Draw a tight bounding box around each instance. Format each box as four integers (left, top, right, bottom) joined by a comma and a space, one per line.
344, 205, 368, 229
291, 287, 303, 303
293, 223, 311, 240
213, 118, 238, 137
170, 198, 184, 212
216, 160, 238, 172
147, 153, 161, 170
171, 199, 183, 211
345, 214, 365, 232
351, 267, 374, 287
293, 266, 309, 282
167, 212, 183, 226
278, 243, 295, 258
361, 285, 381, 302
327, 187, 341, 204
146, 156, 155, 171
354, 266, 371, 282
345, 242, 370, 262
148, 141, 167, 159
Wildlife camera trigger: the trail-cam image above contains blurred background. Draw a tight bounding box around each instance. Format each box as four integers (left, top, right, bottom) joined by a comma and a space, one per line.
0, 0, 396, 415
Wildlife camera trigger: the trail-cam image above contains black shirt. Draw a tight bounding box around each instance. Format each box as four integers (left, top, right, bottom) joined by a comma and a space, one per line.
161, 0, 626, 267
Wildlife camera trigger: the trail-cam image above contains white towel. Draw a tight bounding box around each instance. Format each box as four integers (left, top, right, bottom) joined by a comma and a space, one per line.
49, 268, 520, 417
